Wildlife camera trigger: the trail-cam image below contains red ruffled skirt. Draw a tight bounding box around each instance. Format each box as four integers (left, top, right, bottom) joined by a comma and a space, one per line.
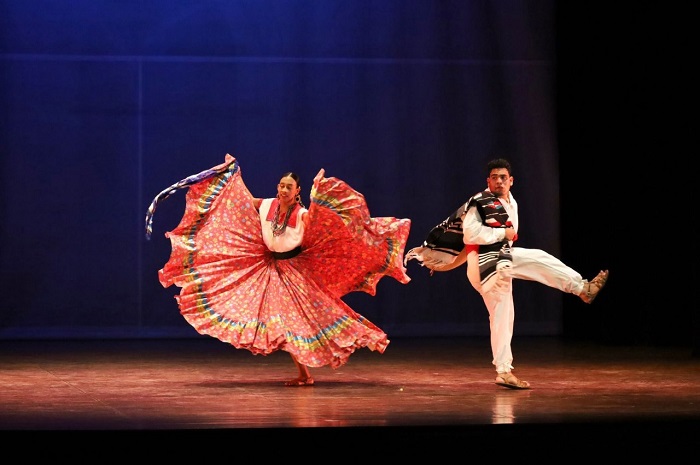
156, 155, 411, 368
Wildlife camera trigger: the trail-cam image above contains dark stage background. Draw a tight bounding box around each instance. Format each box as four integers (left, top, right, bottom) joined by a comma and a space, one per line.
1, 2, 694, 351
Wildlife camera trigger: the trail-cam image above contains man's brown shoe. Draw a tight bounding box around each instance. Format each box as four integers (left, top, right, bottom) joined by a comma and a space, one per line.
580, 270, 609, 304
495, 372, 531, 389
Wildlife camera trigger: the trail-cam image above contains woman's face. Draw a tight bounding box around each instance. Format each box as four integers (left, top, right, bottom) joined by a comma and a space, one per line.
277, 176, 300, 204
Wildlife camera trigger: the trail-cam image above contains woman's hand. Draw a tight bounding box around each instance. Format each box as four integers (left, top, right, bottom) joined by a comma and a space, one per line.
313, 168, 325, 188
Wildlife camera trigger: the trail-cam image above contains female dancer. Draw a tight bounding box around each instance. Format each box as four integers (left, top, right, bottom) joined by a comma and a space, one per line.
145, 154, 411, 386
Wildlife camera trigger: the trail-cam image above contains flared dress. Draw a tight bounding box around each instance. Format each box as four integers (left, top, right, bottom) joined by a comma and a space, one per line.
145, 154, 411, 368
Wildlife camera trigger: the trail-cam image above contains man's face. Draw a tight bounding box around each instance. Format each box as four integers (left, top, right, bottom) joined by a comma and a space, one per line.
486, 168, 513, 197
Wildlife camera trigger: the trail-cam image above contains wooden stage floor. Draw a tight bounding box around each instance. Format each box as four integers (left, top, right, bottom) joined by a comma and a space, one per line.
2, 336, 699, 456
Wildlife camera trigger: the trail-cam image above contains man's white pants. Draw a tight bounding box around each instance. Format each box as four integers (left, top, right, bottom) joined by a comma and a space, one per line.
466, 247, 586, 373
